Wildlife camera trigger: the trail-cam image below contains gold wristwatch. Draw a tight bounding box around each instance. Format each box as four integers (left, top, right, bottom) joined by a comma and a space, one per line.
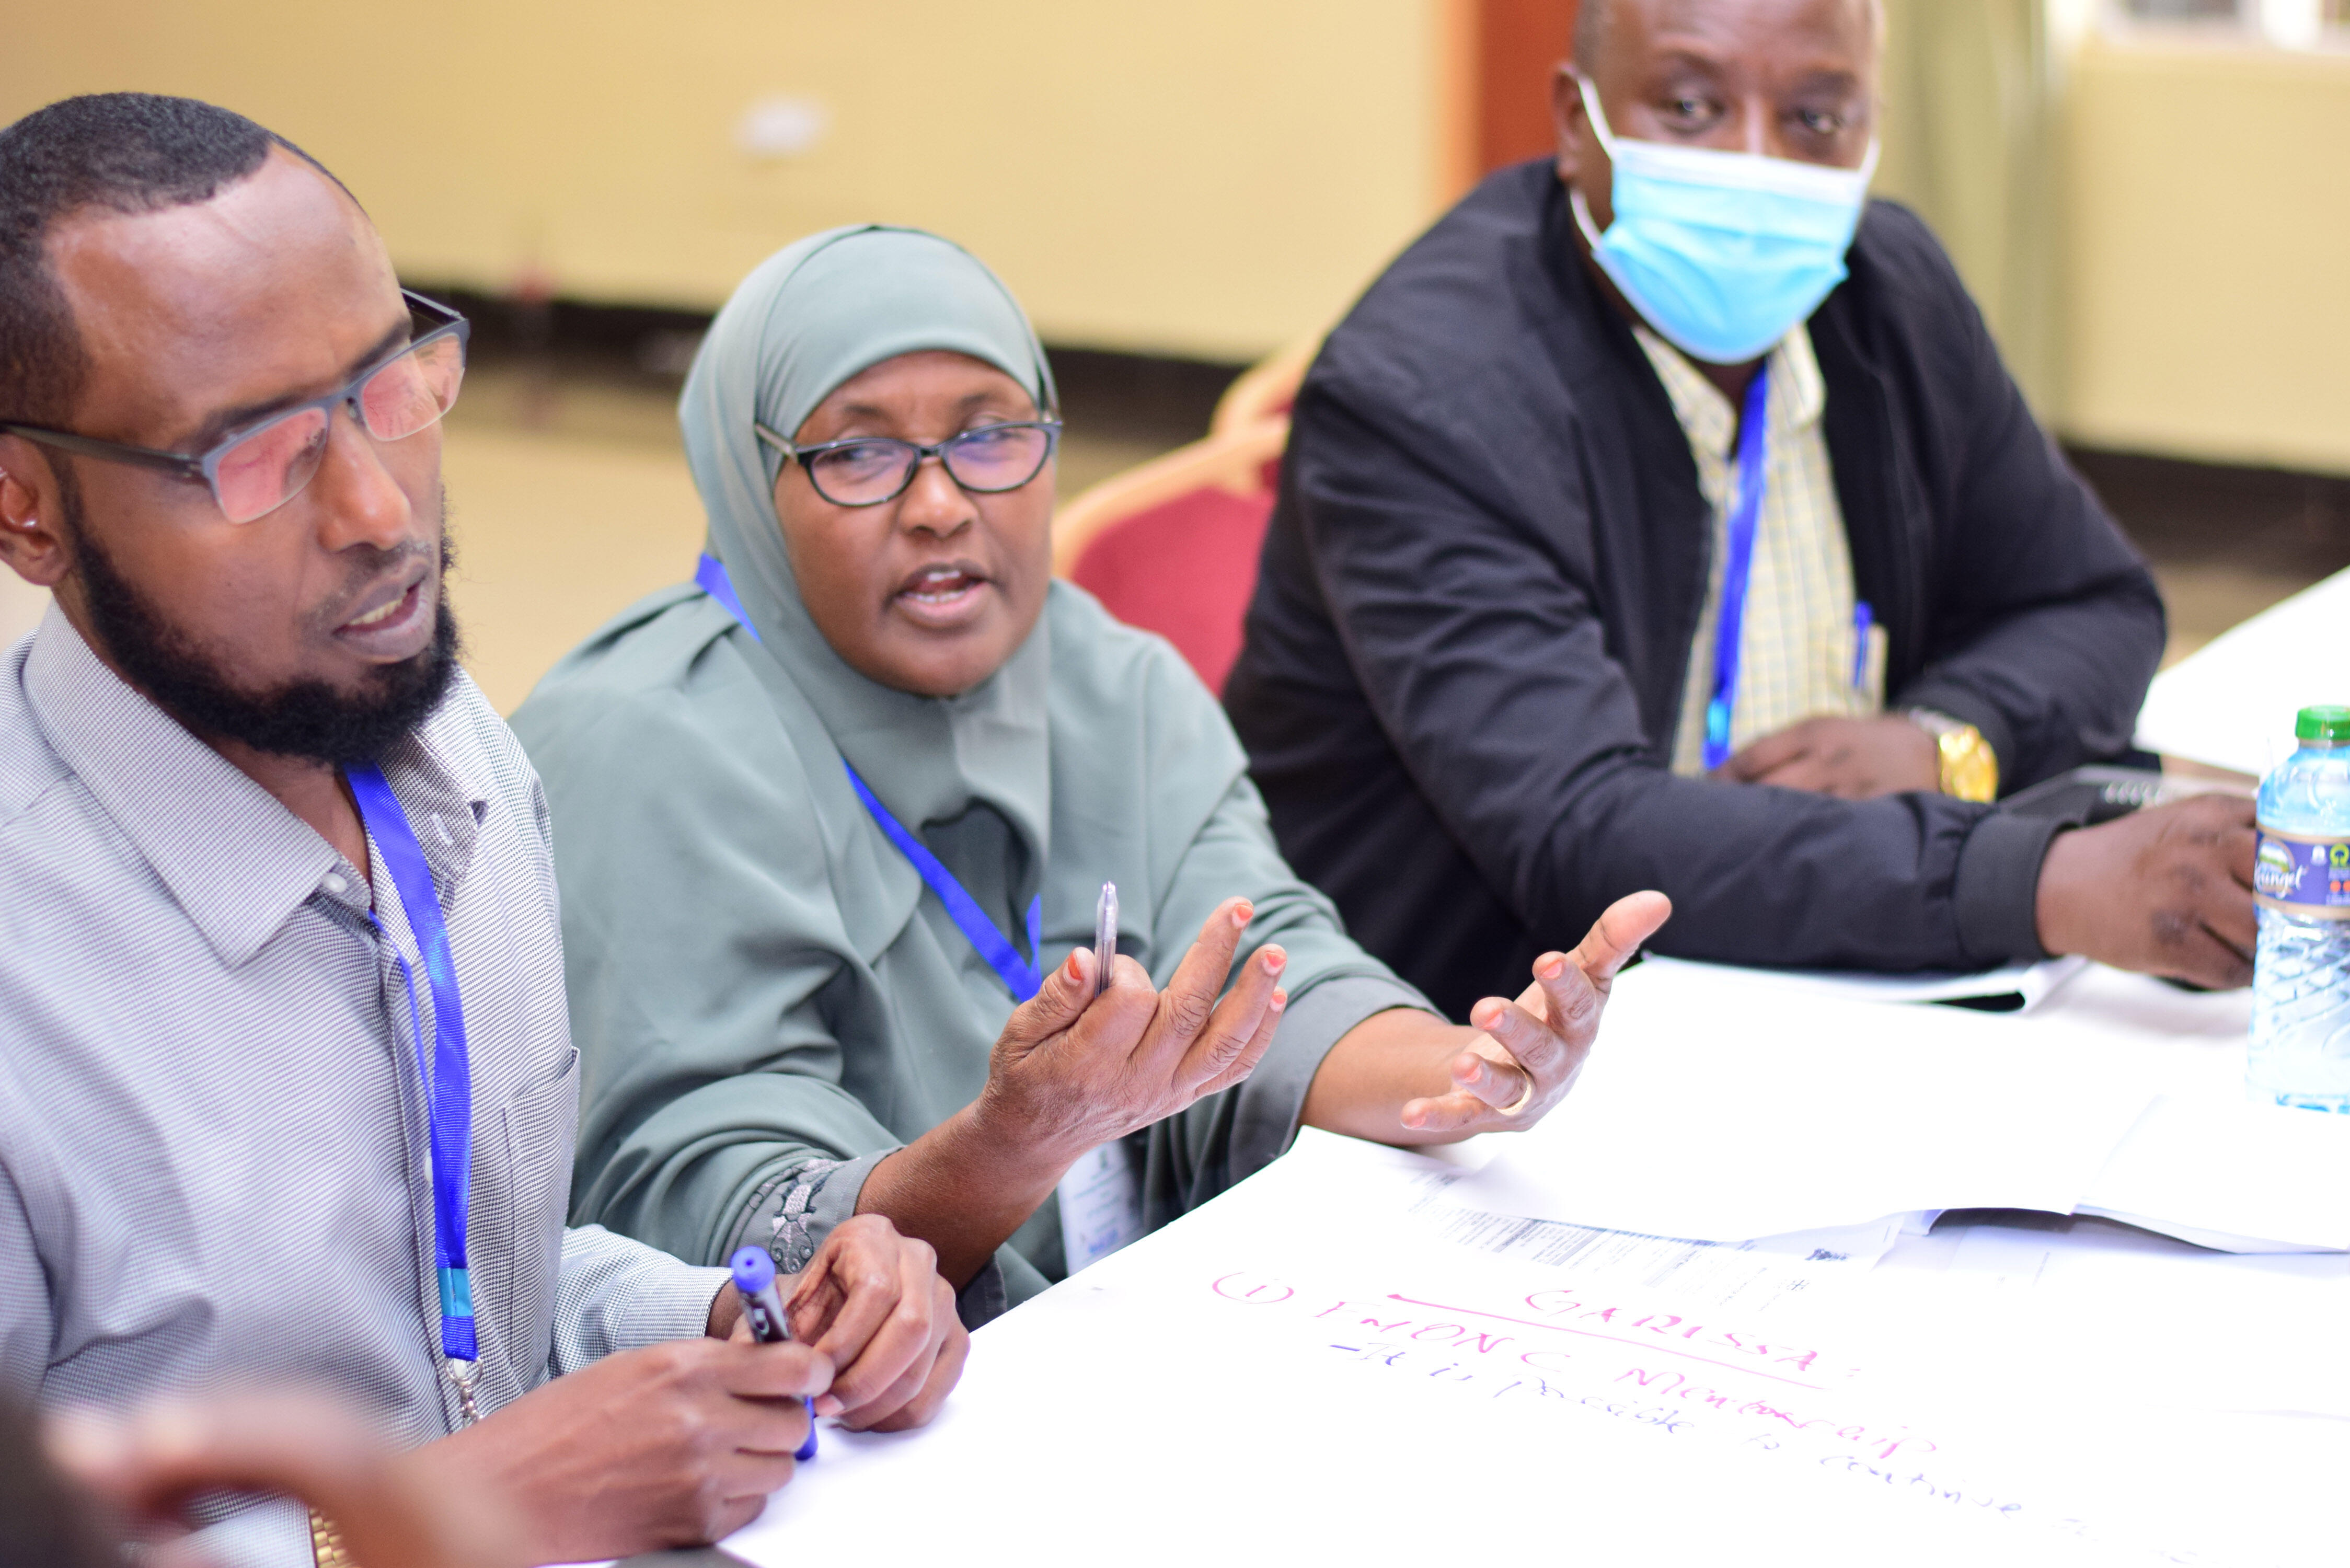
310, 1509, 358, 1568
1907, 709, 1999, 803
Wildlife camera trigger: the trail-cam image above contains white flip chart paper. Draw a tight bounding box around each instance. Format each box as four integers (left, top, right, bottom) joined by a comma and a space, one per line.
720, 1132, 2346, 1567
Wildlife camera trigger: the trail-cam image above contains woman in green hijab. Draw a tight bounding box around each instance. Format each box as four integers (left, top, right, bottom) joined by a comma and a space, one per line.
512, 226, 1668, 1323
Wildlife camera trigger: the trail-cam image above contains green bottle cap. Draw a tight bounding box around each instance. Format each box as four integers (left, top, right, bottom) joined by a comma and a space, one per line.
2297, 705, 2350, 742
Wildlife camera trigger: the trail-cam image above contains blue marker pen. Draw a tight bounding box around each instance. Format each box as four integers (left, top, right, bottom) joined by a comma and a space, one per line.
729, 1245, 819, 1461
1852, 601, 1874, 690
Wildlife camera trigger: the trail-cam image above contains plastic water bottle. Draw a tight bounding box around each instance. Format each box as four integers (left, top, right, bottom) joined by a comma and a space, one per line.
2249, 705, 2350, 1112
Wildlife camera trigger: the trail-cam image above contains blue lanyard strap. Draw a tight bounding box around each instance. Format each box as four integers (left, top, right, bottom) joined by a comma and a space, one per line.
696, 550, 759, 638
346, 763, 478, 1363
1702, 364, 1773, 772
844, 765, 1044, 1002
696, 552, 1045, 1004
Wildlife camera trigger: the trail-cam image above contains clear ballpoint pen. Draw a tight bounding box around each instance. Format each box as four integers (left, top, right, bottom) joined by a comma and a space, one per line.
1093, 881, 1118, 996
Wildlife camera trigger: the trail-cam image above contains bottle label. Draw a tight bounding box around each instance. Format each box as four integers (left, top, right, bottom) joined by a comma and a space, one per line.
2253, 828, 2350, 919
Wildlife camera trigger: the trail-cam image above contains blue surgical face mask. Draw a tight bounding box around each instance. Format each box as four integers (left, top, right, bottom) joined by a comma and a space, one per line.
1572, 76, 1877, 365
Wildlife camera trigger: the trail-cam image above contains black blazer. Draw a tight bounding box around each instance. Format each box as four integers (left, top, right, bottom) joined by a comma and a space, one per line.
1225, 160, 2164, 1020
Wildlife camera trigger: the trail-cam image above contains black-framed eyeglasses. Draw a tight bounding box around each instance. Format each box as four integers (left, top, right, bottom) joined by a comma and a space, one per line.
756, 418, 1061, 509
0, 289, 469, 524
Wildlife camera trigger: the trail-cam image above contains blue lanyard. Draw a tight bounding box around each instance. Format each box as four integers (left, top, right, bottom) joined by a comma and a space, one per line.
1702, 364, 1773, 771
345, 763, 478, 1364
845, 768, 1044, 1001
696, 552, 1045, 1002
695, 549, 757, 635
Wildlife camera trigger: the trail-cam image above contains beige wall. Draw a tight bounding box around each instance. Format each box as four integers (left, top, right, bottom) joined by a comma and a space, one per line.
2061, 38, 2350, 474
14, 8, 2350, 471
1873, 0, 2065, 413
7, 1, 1449, 362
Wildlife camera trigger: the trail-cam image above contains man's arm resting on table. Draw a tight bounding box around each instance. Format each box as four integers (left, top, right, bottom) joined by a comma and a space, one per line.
1278, 388, 2009, 973
2034, 793, 2259, 989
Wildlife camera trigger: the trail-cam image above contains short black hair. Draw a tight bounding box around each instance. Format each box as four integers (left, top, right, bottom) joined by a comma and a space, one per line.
1571, 0, 1885, 73
0, 93, 341, 427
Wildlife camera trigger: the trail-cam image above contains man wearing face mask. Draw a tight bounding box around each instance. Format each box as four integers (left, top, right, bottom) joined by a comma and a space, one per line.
1226, 0, 2257, 1020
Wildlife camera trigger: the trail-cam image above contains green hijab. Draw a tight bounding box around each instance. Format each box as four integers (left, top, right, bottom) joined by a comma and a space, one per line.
686, 224, 1062, 866
516, 225, 1419, 1311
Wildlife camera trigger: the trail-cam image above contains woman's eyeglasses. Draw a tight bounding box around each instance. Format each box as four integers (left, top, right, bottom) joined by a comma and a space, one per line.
0, 289, 468, 525
756, 419, 1061, 509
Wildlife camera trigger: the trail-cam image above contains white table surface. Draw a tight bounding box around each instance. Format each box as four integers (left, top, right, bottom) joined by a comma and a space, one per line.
701, 962, 2343, 1568
2136, 564, 2350, 777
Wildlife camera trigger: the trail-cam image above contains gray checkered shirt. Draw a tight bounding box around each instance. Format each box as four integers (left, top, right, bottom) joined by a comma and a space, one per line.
0, 608, 727, 1564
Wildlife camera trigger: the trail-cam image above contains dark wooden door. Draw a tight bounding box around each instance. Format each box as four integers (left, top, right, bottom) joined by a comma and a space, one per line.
1476, 0, 1580, 174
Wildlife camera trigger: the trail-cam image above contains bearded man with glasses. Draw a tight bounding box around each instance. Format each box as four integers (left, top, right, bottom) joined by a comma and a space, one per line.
0, 94, 964, 1567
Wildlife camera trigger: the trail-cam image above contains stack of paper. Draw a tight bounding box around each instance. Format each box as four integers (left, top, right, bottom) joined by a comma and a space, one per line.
1635, 952, 2087, 1012
1449, 962, 2162, 1241
1440, 960, 2350, 1256
2079, 1094, 2350, 1252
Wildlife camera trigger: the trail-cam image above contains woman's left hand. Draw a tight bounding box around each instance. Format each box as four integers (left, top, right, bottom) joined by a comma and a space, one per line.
1400, 891, 1672, 1134
781, 1215, 967, 1433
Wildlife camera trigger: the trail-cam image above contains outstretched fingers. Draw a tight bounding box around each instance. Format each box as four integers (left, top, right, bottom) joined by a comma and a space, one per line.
1499, 891, 1671, 1090
1400, 892, 1671, 1134
1569, 891, 1673, 998
53, 1397, 384, 1535
1172, 941, 1285, 1092
1398, 990, 1552, 1130
1136, 898, 1253, 1073
1398, 1047, 1525, 1133
1482, 982, 1578, 1089
1207, 988, 1286, 1097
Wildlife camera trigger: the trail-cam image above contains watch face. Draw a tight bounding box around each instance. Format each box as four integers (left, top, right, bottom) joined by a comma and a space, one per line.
1939, 729, 1998, 803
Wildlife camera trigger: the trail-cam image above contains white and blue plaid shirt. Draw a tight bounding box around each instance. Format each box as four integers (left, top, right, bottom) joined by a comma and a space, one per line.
1635, 324, 1887, 774
0, 607, 726, 1564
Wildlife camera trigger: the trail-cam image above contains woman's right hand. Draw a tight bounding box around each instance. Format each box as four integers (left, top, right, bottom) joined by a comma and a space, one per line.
856, 895, 1287, 1286
977, 895, 1287, 1161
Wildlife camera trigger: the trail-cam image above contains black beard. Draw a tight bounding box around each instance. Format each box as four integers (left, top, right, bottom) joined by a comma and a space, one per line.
63, 475, 463, 766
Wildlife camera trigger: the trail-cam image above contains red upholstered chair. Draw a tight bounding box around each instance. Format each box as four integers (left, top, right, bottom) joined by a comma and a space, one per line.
1208, 335, 1317, 438
1053, 419, 1288, 695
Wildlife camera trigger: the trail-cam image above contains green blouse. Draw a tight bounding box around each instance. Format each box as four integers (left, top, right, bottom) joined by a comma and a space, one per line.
511, 581, 1429, 1319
